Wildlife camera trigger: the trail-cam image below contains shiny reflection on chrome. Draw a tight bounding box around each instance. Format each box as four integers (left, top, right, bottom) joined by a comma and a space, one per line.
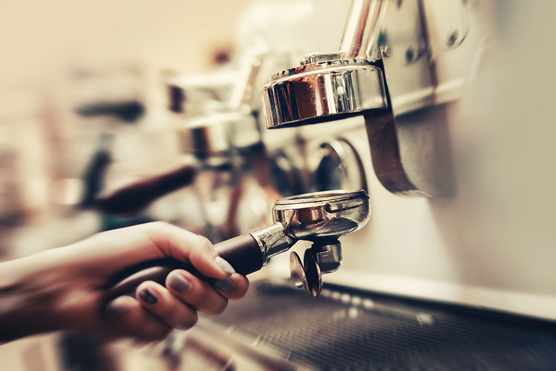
262, 59, 387, 128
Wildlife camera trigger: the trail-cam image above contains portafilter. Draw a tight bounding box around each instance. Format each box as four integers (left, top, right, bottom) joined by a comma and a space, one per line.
105, 190, 370, 300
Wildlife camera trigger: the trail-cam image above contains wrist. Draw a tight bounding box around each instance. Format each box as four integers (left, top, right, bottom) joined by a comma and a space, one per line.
0, 252, 68, 342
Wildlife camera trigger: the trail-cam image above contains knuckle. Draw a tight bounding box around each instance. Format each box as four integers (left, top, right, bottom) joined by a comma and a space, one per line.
142, 221, 175, 243
141, 323, 172, 341
178, 310, 198, 330
151, 327, 172, 341
175, 289, 195, 304
146, 221, 170, 231
149, 221, 175, 235
151, 221, 171, 228
208, 299, 228, 315
236, 279, 249, 298
194, 235, 213, 252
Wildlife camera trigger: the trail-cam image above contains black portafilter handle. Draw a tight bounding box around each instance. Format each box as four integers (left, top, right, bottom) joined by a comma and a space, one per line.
104, 233, 264, 302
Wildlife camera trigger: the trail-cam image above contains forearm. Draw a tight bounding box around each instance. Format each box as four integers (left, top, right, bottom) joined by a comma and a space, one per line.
0, 254, 69, 342
0, 231, 159, 342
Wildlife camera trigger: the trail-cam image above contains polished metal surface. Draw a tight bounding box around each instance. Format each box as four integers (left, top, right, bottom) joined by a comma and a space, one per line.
310, 138, 367, 192
303, 249, 322, 298
273, 189, 370, 242
250, 222, 295, 264
262, 59, 387, 128
290, 251, 319, 297
313, 241, 342, 273
249, 189, 370, 297
170, 49, 270, 241
260, 0, 459, 197
379, 0, 436, 115
299, 0, 386, 65
229, 52, 265, 114
365, 105, 454, 197
274, 190, 369, 297
290, 239, 343, 297
178, 113, 236, 160
338, 0, 386, 60
289, 249, 323, 298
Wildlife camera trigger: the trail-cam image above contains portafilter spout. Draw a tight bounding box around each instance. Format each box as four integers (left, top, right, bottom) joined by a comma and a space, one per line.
105, 190, 369, 300
273, 190, 370, 297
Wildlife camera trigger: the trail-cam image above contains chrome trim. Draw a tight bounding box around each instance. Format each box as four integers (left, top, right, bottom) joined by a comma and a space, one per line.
262, 60, 387, 129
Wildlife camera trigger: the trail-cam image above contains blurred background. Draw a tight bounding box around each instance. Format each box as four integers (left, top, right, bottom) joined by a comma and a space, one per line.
0, 0, 263, 257
2, 0, 556, 370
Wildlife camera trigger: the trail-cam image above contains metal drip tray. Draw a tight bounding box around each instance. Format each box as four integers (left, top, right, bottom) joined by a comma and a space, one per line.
208, 279, 556, 370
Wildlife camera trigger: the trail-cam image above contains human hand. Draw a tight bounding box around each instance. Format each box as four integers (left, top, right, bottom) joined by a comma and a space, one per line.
0, 222, 249, 342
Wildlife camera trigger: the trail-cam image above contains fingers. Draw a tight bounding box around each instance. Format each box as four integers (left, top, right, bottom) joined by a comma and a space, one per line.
137, 269, 249, 319
105, 296, 172, 341
145, 222, 234, 280
136, 281, 199, 328
214, 273, 250, 300
165, 269, 248, 308
165, 270, 228, 315
105, 270, 249, 340
138, 269, 248, 319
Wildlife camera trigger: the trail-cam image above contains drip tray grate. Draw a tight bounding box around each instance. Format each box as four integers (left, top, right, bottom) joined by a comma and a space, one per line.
209, 280, 556, 370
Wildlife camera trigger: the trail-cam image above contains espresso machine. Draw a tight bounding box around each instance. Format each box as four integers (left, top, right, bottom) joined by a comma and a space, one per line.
147, 1, 556, 370
101, 1, 556, 370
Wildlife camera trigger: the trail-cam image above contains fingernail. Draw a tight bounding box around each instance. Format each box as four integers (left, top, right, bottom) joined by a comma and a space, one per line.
214, 278, 234, 292
105, 300, 130, 318
139, 288, 159, 305
215, 256, 235, 275
168, 272, 191, 293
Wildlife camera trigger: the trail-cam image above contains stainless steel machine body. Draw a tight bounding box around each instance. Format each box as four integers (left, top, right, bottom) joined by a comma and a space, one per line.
261, 0, 469, 197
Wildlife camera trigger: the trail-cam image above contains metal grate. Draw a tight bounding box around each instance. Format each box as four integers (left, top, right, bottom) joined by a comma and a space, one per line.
209, 280, 556, 370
